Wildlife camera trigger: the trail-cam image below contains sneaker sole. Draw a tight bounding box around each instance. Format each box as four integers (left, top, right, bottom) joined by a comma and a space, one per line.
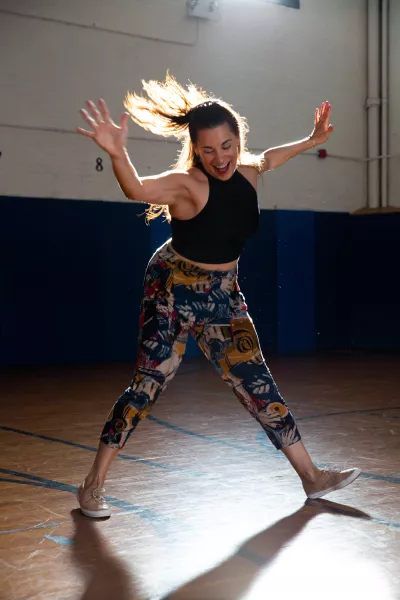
79, 506, 111, 518
76, 492, 111, 518
307, 468, 362, 500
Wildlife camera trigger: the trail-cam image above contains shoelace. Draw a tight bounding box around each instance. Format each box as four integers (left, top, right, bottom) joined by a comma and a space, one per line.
90, 487, 106, 504
321, 466, 345, 474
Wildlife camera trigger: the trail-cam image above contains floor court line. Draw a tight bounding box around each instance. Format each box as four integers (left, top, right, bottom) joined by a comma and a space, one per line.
2, 420, 400, 487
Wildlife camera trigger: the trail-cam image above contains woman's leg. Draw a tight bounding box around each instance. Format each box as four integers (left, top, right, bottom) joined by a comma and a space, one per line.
193, 315, 360, 499
78, 279, 189, 517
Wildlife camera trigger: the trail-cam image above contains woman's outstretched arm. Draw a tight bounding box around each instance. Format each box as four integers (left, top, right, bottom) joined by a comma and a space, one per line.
260, 101, 334, 172
77, 99, 191, 206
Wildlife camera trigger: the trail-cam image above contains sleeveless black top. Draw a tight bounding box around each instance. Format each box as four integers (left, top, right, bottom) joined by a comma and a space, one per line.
170, 164, 259, 263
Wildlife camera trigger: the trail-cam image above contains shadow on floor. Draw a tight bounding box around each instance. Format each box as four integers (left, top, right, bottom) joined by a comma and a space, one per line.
71, 499, 370, 600
70, 509, 141, 600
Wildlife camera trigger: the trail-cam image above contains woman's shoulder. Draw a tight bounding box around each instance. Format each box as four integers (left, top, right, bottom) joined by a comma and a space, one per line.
187, 166, 208, 182
160, 168, 206, 191
237, 165, 259, 192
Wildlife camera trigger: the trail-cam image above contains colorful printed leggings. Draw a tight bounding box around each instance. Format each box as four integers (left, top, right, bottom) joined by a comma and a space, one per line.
100, 241, 301, 450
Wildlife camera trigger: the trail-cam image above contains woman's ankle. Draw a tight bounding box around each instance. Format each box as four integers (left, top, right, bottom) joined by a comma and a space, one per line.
282, 441, 320, 483
84, 472, 104, 488
299, 465, 320, 485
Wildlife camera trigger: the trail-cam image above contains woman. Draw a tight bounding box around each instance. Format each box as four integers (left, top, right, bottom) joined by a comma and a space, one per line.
76, 74, 360, 518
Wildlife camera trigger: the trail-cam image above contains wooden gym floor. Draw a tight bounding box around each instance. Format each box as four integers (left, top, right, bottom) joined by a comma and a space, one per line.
0, 353, 399, 599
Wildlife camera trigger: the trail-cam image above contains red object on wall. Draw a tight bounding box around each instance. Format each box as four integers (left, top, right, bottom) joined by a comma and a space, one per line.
318, 149, 327, 159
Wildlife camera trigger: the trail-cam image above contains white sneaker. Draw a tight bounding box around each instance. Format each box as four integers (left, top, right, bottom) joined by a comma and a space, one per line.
303, 467, 361, 500
77, 481, 111, 518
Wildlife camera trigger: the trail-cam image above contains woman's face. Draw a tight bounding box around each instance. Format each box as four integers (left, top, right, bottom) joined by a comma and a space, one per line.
195, 123, 239, 181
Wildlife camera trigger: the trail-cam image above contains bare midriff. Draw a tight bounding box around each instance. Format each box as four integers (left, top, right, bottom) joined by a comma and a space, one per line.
171, 245, 238, 271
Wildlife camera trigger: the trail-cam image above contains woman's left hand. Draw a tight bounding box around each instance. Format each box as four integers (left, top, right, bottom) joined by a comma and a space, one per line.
310, 101, 334, 145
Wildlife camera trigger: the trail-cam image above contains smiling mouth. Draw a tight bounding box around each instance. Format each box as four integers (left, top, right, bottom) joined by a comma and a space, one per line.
213, 162, 230, 176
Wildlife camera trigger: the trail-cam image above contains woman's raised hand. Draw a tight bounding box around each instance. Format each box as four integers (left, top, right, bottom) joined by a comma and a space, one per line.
77, 99, 129, 158
310, 101, 334, 145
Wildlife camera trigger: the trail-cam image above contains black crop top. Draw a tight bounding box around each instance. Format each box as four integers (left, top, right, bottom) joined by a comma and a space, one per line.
170, 164, 259, 263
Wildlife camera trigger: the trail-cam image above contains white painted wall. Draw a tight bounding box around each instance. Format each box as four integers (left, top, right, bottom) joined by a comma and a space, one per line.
0, 0, 368, 211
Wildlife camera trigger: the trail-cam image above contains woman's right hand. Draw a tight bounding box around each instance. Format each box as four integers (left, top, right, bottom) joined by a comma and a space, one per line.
77, 99, 129, 159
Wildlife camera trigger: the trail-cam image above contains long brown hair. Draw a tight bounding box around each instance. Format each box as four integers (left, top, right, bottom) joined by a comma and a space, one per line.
124, 73, 262, 222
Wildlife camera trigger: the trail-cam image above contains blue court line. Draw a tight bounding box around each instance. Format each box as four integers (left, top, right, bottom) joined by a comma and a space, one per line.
0, 518, 71, 547
373, 518, 400, 529
3, 417, 400, 488
2, 415, 400, 489
255, 430, 400, 486
148, 415, 265, 455
0, 425, 207, 479
0, 469, 171, 538
358, 472, 400, 485
297, 406, 400, 422
3, 468, 400, 542
4, 479, 400, 545
150, 416, 400, 487
0, 522, 61, 535
44, 534, 73, 546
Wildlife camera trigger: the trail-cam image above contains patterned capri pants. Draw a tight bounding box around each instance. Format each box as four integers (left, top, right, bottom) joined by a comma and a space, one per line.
100, 240, 301, 450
